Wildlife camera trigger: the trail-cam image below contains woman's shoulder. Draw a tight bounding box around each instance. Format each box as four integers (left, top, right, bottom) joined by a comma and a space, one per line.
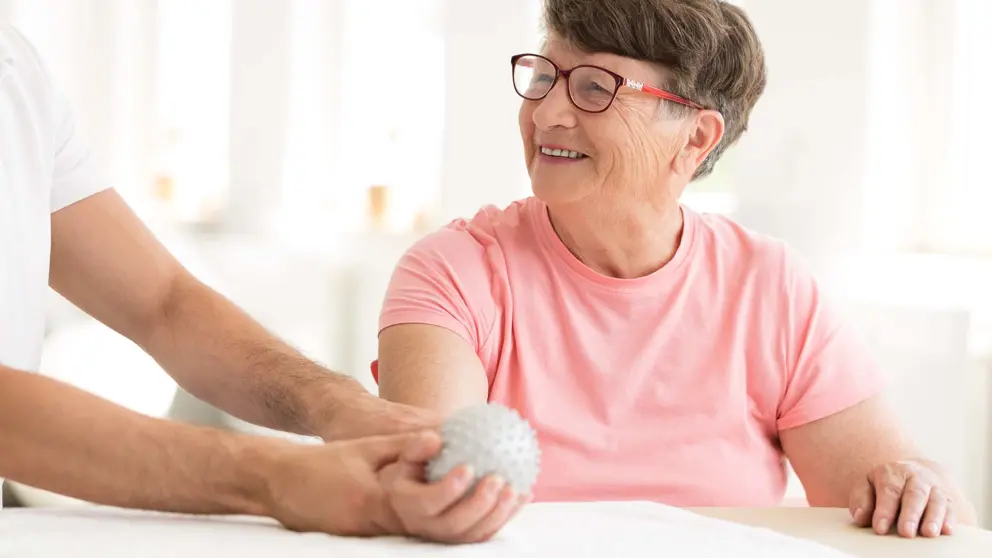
691, 208, 808, 278
411, 197, 538, 253
398, 197, 539, 278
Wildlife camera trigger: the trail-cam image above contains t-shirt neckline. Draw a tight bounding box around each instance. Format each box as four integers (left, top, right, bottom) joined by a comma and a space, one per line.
529, 197, 697, 293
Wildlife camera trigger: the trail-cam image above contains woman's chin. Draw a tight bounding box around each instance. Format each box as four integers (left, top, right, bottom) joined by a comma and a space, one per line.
530, 181, 588, 206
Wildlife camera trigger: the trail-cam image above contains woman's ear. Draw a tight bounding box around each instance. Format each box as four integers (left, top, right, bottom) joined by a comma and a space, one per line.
674, 110, 725, 177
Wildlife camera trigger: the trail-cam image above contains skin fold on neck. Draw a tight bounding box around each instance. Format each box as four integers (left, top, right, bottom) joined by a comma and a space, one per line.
546, 193, 684, 280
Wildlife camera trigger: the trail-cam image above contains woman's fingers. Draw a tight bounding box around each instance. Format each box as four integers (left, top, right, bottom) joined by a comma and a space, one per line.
919, 488, 950, 538
895, 475, 931, 537
457, 485, 525, 543
423, 475, 508, 542
390, 463, 476, 518
848, 476, 875, 528
869, 468, 907, 535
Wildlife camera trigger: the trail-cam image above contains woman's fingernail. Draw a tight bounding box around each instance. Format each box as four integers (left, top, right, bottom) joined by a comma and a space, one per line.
877, 519, 889, 533
486, 477, 506, 495
904, 520, 918, 535
500, 486, 517, 502
853, 507, 863, 521
457, 466, 475, 483
926, 522, 940, 536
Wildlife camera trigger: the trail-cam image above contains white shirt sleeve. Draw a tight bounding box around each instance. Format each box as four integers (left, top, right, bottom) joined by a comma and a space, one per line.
2, 25, 109, 213
48, 84, 109, 213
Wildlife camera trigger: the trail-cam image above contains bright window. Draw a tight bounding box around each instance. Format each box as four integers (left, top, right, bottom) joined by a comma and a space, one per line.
938, 0, 992, 255
331, 0, 446, 233
154, 0, 232, 225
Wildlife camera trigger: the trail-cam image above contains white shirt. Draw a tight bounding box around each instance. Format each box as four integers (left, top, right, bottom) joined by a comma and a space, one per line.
0, 25, 109, 501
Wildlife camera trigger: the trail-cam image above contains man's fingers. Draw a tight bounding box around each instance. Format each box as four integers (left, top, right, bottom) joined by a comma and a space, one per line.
357, 432, 423, 468
849, 477, 875, 527
920, 489, 949, 538
896, 476, 931, 537
870, 471, 906, 535
402, 430, 444, 463
369, 483, 405, 535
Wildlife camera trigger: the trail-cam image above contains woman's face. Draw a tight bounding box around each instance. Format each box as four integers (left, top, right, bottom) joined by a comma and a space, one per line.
518, 37, 721, 209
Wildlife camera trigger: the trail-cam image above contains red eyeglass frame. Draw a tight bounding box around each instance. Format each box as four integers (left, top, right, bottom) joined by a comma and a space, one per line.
510, 53, 706, 113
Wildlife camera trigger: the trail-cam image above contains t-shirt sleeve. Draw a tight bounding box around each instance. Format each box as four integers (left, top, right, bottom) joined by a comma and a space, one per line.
776, 247, 888, 430
378, 225, 497, 354
49, 84, 108, 212
5, 25, 109, 212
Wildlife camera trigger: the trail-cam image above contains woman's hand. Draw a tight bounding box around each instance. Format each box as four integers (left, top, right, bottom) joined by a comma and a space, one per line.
379, 429, 528, 544
849, 460, 956, 538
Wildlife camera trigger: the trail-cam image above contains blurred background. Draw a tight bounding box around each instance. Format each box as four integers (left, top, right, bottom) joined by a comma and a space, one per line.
2, 0, 991, 526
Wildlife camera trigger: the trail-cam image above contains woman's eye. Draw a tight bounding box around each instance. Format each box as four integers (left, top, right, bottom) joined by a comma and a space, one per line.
585, 81, 611, 94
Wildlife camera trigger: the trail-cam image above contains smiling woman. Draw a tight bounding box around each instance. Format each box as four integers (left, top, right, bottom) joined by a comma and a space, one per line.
372, 0, 976, 540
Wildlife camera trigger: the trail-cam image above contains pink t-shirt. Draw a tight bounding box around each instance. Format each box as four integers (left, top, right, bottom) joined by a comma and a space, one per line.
375, 197, 886, 506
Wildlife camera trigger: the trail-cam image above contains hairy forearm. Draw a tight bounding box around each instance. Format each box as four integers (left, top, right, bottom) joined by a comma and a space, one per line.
0, 364, 276, 514
141, 274, 368, 438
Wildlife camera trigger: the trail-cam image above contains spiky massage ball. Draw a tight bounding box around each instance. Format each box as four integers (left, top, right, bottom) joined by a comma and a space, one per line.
426, 403, 541, 495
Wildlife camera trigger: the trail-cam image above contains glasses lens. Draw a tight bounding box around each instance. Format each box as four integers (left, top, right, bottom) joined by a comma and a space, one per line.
569, 67, 618, 112
513, 55, 556, 100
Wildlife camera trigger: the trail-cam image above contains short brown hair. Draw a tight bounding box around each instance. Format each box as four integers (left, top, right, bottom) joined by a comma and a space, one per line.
543, 0, 767, 179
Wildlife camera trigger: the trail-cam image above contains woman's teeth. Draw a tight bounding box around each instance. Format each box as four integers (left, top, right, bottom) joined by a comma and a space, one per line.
540, 147, 586, 159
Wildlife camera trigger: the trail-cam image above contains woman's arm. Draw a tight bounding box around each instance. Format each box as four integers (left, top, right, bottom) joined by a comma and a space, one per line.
377, 323, 489, 416
780, 394, 977, 529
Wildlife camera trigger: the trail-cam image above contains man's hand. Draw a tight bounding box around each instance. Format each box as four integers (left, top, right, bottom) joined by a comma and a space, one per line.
849, 460, 965, 538
318, 394, 443, 442
265, 429, 526, 543
262, 431, 425, 536
379, 429, 528, 544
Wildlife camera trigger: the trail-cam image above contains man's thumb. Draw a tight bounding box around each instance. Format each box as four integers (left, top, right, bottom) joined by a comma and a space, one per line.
358, 432, 420, 468
401, 429, 443, 463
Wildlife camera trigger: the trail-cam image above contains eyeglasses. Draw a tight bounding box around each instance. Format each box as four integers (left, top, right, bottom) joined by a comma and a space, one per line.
510, 53, 705, 114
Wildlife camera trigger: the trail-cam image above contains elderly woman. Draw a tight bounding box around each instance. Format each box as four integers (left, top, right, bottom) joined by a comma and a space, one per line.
373, 0, 976, 540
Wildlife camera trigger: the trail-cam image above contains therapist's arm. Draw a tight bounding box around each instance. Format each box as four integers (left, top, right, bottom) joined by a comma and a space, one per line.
48, 189, 436, 441
0, 363, 271, 514
780, 394, 977, 534
377, 324, 489, 416
0, 363, 479, 539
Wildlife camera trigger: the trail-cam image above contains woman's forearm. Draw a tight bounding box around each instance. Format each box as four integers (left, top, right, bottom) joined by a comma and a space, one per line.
0, 364, 274, 515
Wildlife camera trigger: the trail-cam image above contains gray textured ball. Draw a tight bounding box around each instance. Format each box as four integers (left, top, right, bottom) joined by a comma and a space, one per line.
426, 403, 541, 495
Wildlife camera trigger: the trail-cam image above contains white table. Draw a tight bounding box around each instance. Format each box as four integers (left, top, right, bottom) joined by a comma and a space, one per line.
1, 503, 990, 557
694, 507, 992, 558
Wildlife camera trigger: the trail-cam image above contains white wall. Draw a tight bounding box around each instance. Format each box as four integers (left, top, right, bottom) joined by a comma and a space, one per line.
438, 0, 540, 222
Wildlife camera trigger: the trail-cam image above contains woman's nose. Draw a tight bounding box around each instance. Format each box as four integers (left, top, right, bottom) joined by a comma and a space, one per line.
532, 79, 578, 130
